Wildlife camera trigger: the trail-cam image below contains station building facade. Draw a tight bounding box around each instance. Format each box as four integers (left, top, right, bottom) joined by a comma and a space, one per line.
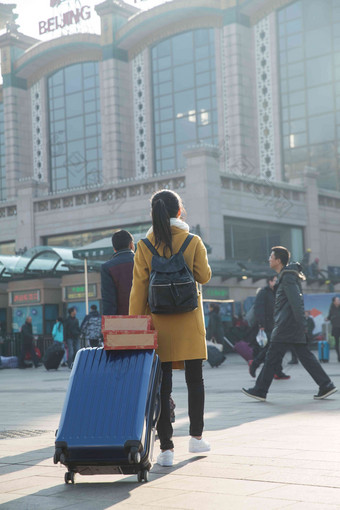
0, 0, 340, 325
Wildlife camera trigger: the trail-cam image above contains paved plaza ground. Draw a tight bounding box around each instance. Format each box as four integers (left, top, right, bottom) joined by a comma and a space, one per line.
1, 350, 340, 509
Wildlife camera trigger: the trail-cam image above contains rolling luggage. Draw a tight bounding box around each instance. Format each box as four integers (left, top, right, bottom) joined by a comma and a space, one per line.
207, 344, 225, 368
43, 342, 64, 370
54, 347, 161, 484
224, 337, 253, 363
318, 340, 329, 362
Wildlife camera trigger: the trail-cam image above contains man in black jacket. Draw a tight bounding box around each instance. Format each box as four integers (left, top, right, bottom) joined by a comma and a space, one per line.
18, 317, 41, 368
101, 230, 135, 315
64, 307, 81, 368
242, 246, 336, 401
249, 276, 290, 380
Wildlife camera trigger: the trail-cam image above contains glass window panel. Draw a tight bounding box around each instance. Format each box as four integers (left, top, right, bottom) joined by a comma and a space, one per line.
287, 47, 304, 63
160, 108, 173, 121
158, 69, 171, 83
290, 105, 305, 119
161, 146, 174, 159
159, 81, 172, 95
285, 1, 302, 21
195, 45, 209, 59
288, 75, 305, 91
290, 118, 306, 133
85, 113, 97, 126
83, 62, 95, 77
174, 90, 195, 114
173, 64, 194, 91
305, 28, 331, 58
287, 33, 303, 49
175, 116, 196, 142
194, 29, 209, 47
196, 59, 210, 73
289, 90, 305, 105
86, 124, 98, 137
307, 85, 333, 115
286, 18, 302, 35
196, 72, 210, 86
84, 76, 95, 89
156, 39, 171, 58
304, 0, 331, 30
288, 62, 303, 78
66, 117, 84, 140
54, 108, 64, 121
161, 158, 175, 171
196, 85, 210, 99
160, 120, 173, 133
172, 32, 193, 66
309, 114, 335, 143
306, 55, 332, 87
64, 64, 82, 94
158, 56, 171, 70
66, 93, 83, 117
84, 101, 96, 113
159, 94, 172, 108
160, 133, 174, 146
84, 89, 96, 101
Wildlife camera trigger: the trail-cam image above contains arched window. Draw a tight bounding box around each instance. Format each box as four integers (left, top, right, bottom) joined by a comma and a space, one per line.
152, 29, 218, 173
48, 61, 102, 191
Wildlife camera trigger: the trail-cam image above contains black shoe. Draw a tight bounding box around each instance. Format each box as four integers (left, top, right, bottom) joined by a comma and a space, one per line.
34, 362, 42, 368
274, 372, 291, 380
242, 387, 266, 401
248, 360, 257, 378
314, 383, 337, 400
288, 359, 298, 365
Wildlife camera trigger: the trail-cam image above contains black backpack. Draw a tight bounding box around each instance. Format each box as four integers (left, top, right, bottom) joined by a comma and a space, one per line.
142, 234, 198, 314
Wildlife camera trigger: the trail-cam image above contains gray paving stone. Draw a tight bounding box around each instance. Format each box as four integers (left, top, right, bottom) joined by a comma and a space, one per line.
0, 352, 340, 508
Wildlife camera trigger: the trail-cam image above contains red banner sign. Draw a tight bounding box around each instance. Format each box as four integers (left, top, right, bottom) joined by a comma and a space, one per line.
12, 290, 41, 305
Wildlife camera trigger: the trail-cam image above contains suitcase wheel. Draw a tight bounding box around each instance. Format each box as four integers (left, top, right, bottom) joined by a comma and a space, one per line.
137, 469, 149, 483
128, 448, 141, 465
64, 471, 75, 484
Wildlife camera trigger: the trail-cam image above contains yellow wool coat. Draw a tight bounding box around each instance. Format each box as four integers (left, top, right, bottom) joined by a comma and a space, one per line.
129, 226, 211, 365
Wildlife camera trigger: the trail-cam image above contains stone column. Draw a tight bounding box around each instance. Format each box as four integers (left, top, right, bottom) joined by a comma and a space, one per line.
16, 179, 48, 250
183, 145, 224, 259
303, 167, 320, 259
96, 0, 138, 183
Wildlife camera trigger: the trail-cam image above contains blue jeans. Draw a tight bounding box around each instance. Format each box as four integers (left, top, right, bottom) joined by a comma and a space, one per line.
66, 337, 80, 368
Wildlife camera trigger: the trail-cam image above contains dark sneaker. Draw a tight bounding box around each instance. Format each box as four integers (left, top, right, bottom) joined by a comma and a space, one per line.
274, 373, 291, 380
314, 384, 337, 400
248, 360, 256, 378
242, 387, 266, 401
288, 359, 298, 365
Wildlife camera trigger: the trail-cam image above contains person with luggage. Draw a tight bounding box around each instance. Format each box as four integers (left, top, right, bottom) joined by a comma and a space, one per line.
18, 317, 41, 369
101, 230, 135, 315
248, 276, 290, 380
129, 189, 212, 467
52, 317, 64, 345
242, 246, 337, 401
80, 304, 102, 347
64, 307, 81, 369
326, 296, 340, 362
206, 303, 228, 353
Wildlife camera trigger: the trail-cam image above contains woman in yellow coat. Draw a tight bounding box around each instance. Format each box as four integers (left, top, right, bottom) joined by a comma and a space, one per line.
129, 189, 212, 467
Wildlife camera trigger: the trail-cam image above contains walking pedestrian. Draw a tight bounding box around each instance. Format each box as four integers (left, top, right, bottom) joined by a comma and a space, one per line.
18, 317, 41, 369
326, 296, 340, 362
80, 304, 102, 347
129, 189, 212, 466
101, 230, 135, 315
64, 307, 81, 368
249, 276, 290, 380
242, 246, 336, 401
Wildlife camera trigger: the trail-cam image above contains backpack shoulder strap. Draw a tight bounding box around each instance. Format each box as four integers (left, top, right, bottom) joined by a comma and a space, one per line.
141, 238, 159, 256
178, 234, 194, 254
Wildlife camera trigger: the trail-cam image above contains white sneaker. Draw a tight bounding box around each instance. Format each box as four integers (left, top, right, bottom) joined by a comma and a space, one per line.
189, 437, 211, 453
156, 450, 174, 467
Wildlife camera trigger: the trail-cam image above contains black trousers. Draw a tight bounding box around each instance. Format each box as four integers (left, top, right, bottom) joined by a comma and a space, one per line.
255, 342, 331, 396
333, 327, 340, 361
18, 340, 39, 368
157, 359, 204, 451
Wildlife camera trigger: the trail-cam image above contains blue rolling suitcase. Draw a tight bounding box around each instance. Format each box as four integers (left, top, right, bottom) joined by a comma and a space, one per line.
318, 340, 329, 362
54, 347, 161, 484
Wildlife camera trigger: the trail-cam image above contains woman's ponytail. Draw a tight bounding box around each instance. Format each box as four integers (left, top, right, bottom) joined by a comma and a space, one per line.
152, 198, 172, 255
151, 189, 184, 256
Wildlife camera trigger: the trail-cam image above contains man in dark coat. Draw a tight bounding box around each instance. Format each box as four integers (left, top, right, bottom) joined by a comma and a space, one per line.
18, 317, 41, 368
80, 304, 102, 347
101, 230, 135, 315
242, 246, 336, 401
64, 307, 81, 368
249, 276, 290, 379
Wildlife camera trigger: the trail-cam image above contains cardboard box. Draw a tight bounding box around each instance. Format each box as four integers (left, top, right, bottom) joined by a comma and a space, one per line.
102, 315, 153, 332
103, 330, 158, 350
